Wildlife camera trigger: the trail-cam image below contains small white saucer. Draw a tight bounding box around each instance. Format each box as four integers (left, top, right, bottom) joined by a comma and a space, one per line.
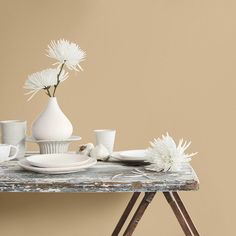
111, 149, 150, 163
26, 154, 90, 168
119, 149, 148, 160
18, 158, 97, 174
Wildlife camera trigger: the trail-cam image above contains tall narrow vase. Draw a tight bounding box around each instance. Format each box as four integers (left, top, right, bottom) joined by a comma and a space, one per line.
32, 97, 73, 140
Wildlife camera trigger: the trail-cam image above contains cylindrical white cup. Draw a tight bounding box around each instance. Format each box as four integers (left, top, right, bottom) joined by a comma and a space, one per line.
94, 129, 116, 154
0, 120, 26, 159
0, 144, 19, 163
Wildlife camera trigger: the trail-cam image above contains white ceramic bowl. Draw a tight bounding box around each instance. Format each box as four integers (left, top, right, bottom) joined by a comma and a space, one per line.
26, 136, 82, 154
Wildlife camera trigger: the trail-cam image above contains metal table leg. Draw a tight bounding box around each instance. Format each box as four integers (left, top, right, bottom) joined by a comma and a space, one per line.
123, 192, 156, 236
112, 192, 141, 236
163, 192, 200, 236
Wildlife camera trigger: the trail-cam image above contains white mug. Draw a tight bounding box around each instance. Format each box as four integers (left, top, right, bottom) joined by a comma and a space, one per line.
94, 129, 116, 154
0, 120, 26, 159
0, 144, 19, 163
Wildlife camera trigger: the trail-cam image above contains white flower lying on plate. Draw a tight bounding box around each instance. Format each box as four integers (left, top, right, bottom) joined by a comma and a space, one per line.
46, 39, 86, 71
24, 68, 68, 101
146, 133, 197, 172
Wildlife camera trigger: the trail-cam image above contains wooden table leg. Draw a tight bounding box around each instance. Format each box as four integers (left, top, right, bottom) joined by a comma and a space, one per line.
163, 192, 200, 236
172, 192, 200, 236
123, 192, 156, 236
112, 192, 141, 236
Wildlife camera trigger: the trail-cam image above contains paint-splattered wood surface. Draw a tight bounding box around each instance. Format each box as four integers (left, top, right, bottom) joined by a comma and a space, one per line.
0, 160, 199, 193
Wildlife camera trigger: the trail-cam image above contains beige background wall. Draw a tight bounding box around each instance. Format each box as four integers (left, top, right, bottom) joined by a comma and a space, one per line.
0, 0, 235, 235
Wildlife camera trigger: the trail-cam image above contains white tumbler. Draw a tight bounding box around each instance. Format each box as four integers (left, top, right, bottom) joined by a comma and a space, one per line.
94, 129, 116, 154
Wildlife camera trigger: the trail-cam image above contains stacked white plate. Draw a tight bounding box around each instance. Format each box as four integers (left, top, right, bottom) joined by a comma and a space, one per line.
18, 154, 97, 174
111, 149, 150, 163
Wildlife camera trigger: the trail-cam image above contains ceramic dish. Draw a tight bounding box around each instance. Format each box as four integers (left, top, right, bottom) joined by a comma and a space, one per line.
26, 136, 82, 143
26, 153, 90, 168
26, 136, 82, 154
18, 158, 97, 174
119, 149, 148, 160
111, 150, 150, 162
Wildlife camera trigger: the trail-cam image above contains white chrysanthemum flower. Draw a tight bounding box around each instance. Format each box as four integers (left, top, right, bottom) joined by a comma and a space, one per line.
24, 68, 68, 101
46, 39, 86, 71
146, 133, 197, 172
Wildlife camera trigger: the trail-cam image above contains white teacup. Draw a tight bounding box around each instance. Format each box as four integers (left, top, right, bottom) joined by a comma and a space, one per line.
94, 129, 116, 154
0, 144, 18, 163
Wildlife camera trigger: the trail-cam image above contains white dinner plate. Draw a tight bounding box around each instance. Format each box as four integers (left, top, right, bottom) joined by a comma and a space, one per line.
18, 158, 97, 174
26, 154, 90, 168
111, 149, 150, 162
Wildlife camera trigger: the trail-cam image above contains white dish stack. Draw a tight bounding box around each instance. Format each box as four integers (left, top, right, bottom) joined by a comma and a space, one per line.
18, 154, 97, 174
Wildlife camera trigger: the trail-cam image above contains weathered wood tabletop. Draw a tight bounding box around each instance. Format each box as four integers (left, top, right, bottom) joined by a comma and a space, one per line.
0, 160, 199, 193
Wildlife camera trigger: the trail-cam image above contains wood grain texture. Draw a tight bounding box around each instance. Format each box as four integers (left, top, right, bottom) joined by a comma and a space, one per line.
123, 192, 157, 236
112, 192, 141, 236
0, 161, 199, 193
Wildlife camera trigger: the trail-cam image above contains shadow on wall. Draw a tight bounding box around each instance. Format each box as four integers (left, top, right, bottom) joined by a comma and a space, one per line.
0, 192, 130, 230
0, 192, 130, 211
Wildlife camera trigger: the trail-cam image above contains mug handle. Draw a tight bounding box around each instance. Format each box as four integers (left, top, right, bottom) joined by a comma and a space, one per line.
8, 145, 19, 160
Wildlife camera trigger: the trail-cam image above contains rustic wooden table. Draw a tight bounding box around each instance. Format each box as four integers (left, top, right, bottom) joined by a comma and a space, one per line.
0, 160, 200, 236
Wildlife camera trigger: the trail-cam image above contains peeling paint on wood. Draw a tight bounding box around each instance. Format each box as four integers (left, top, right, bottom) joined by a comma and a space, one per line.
0, 161, 199, 193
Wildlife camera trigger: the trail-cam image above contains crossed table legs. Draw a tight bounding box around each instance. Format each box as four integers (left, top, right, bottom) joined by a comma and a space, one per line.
112, 192, 200, 236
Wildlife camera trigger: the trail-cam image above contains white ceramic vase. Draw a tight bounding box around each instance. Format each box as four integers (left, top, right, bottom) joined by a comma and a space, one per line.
32, 97, 73, 140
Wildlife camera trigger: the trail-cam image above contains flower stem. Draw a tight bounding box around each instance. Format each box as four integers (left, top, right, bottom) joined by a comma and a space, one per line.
53, 61, 66, 97
44, 87, 52, 97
